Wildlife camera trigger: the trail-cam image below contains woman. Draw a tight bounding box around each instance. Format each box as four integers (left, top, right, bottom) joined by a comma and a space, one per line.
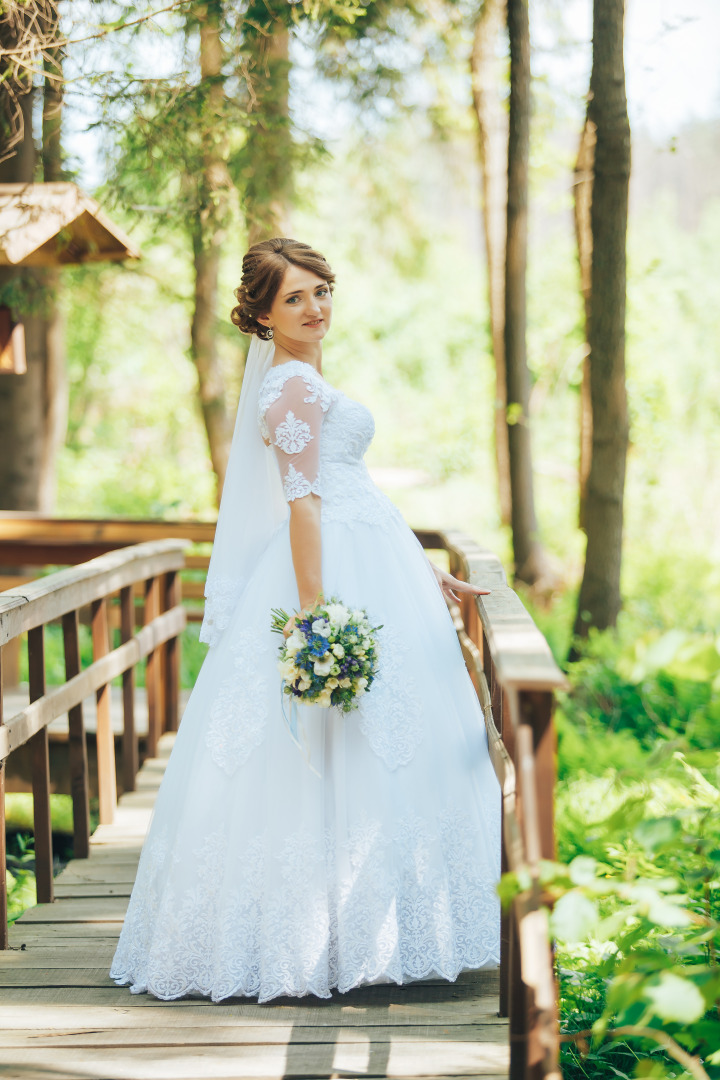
110, 238, 501, 1004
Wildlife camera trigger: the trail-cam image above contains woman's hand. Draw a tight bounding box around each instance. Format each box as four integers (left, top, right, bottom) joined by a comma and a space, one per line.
430, 562, 491, 603
282, 592, 325, 638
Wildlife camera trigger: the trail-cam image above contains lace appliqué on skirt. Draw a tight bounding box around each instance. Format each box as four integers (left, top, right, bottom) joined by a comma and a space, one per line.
205, 631, 269, 774
110, 804, 499, 1003
199, 575, 244, 647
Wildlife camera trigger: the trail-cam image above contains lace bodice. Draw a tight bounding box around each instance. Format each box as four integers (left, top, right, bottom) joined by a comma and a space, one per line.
258, 361, 403, 529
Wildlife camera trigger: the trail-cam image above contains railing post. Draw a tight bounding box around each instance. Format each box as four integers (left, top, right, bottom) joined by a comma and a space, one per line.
163, 570, 181, 733
28, 626, 54, 904
91, 598, 117, 824
120, 586, 138, 792
62, 610, 90, 859
144, 576, 160, 757
520, 690, 555, 860
0, 645, 8, 947
501, 681, 517, 1024
509, 908, 529, 1080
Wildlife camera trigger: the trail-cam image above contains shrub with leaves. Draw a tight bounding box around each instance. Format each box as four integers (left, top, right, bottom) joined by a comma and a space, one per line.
503, 746, 720, 1079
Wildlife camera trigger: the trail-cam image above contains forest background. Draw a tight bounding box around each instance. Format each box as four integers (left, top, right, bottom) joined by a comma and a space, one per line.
2, 0, 720, 1075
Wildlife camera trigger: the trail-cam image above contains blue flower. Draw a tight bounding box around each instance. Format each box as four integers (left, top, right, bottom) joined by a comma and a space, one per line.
308, 634, 330, 657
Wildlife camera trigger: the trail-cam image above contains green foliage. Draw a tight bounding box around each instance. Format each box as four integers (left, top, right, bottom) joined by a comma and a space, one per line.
4, 794, 75, 837
513, 606, 720, 1079
6, 833, 37, 925
5, 828, 76, 927
503, 748, 720, 1077
556, 626, 720, 780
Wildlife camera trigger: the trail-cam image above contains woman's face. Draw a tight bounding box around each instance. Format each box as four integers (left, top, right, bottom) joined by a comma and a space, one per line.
261, 264, 333, 342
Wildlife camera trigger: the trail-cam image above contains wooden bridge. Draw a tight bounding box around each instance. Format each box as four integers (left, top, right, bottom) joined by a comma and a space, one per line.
0, 517, 565, 1080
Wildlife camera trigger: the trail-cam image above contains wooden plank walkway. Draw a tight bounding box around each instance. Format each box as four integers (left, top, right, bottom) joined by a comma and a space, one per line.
0, 734, 509, 1080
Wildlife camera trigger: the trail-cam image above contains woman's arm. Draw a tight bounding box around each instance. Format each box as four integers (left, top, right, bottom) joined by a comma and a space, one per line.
263, 374, 327, 636
284, 493, 323, 635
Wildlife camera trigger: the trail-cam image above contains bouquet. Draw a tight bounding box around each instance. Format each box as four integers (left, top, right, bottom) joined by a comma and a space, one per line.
270, 597, 381, 713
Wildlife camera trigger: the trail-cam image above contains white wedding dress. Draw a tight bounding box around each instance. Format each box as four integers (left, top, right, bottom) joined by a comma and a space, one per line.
110, 360, 501, 1003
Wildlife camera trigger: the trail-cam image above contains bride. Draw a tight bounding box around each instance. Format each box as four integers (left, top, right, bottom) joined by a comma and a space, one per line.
110, 238, 501, 1003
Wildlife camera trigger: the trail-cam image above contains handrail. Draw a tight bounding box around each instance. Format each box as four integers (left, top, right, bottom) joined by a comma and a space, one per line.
0, 539, 188, 948
437, 529, 565, 1080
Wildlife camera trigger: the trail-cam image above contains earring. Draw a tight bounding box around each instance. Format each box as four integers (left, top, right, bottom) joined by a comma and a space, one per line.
266, 328, 274, 339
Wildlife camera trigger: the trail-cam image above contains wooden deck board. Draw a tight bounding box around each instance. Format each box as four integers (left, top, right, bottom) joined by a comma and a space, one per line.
1, 733, 509, 1080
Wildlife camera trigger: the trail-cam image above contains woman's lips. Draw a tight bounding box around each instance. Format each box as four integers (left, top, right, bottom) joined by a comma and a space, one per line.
304, 318, 323, 326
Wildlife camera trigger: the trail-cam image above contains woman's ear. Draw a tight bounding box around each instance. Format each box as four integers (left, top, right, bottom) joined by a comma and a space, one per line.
256, 313, 271, 328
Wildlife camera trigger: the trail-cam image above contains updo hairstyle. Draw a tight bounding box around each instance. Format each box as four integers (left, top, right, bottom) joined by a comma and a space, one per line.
231, 238, 336, 340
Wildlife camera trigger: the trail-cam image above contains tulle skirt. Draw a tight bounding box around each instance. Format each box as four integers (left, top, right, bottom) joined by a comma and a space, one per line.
110, 513, 501, 1003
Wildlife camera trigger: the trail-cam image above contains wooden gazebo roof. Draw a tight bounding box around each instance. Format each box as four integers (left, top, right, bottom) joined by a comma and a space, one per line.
0, 182, 141, 267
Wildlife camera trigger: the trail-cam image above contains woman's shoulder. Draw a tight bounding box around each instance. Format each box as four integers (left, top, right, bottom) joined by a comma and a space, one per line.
258, 360, 336, 418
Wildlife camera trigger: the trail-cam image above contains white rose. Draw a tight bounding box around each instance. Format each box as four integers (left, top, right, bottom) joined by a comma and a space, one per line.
339, 677, 352, 688
298, 677, 311, 692
317, 688, 333, 707
357, 677, 368, 691
311, 618, 331, 636
326, 677, 339, 689
351, 609, 364, 623
285, 633, 304, 656
324, 603, 349, 628
278, 658, 298, 681
313, 654, 335, 676
331, 643, 345, 658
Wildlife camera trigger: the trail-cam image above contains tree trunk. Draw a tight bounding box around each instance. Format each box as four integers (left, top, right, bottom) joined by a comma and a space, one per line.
504, 0, 547, 585
0, 4, 67, 515
470, 0, 512, 527
0, 13, 45, 512
39, 13, 68, 513
244, 11, 292, 246
189, 1, 234, 503
573, 118, 595, 529
572, 0, 630, 642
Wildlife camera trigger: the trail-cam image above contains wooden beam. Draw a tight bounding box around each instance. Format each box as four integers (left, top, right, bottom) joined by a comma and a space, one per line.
91, 599, 116, 826
0, 514, 215, 544
62, 610, 90, 860
144, 578, 160, 758
28, 626, 54, 905
0, 539, 188, 646
119, 587, 137, 793
163, 571, 181, 733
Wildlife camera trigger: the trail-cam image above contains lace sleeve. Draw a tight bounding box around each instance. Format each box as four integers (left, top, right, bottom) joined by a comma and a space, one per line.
265, 376, 324, 503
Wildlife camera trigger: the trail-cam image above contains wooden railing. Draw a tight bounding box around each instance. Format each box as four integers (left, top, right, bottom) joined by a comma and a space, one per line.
434, 528, 566, 1080
0, 539, 188, 948
0, 515, 565, 1080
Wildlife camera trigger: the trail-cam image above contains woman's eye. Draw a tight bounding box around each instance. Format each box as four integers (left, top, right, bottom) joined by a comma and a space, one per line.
286, 296, 299, 304
316, 288, 328, 297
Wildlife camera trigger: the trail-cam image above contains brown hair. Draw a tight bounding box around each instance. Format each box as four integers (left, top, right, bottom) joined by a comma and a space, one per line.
231, 238, 335, 340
